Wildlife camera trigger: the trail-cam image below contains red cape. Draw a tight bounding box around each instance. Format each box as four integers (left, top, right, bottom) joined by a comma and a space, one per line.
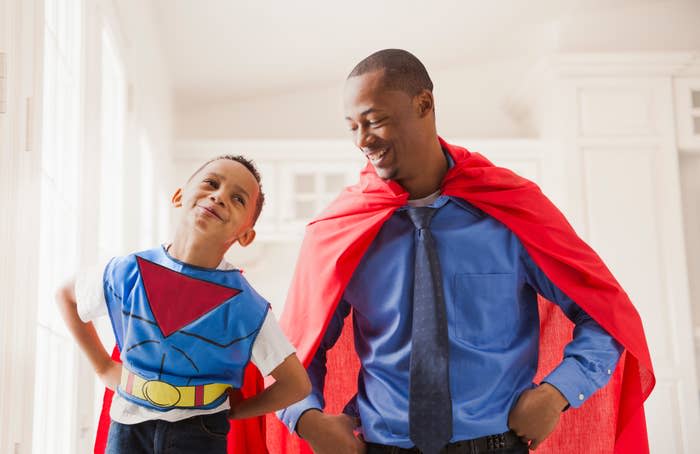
268, 138, 654, 454
94, 346, 268, 453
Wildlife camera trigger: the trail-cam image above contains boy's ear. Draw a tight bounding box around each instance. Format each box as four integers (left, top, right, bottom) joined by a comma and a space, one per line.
171, 188, 183, 207
237, 228, 256, 248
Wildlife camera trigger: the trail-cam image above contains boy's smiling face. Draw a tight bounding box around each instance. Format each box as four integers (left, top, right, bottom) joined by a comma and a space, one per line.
174, 158, 260, 249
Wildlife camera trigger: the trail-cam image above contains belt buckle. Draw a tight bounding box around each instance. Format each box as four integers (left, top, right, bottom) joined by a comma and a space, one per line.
143, 379, 181, 408
486, 433, 506, 451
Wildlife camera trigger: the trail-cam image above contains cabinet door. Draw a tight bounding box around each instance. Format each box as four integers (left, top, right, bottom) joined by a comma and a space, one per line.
560, 76, 700, 454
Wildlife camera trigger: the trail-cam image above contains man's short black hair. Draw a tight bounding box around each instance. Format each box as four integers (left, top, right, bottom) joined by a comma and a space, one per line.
348, 49, 433, 96
188, 155, 265, 225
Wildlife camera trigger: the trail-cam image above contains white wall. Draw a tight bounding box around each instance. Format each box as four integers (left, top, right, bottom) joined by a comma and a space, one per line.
173, 0, 700, 144
111, 0, 175, 253
558, 0, 700, 53
174, 56, 536, 141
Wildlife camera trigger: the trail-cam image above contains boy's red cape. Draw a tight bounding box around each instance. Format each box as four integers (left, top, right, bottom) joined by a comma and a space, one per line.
267, 138, 654, 454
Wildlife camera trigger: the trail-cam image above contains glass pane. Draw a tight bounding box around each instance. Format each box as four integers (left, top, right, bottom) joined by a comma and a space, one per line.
293, 173, 315, 194
294, 199, 317, 219
692, 90, 700, 109
34, 1, 83, 452
323, 173, 345, 193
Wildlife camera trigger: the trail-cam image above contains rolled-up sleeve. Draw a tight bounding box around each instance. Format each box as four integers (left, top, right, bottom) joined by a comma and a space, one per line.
521, 248, 623, 409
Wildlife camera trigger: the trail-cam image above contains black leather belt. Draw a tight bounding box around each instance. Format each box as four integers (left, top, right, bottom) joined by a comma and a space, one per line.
366, 430, 525, 453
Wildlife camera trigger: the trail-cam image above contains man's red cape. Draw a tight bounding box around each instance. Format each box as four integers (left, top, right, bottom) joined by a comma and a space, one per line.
267, 138, 654, 454
94, 346, 268, 453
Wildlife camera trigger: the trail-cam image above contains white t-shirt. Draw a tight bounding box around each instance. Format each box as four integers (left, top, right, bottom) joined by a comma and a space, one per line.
75, 252, 295, 424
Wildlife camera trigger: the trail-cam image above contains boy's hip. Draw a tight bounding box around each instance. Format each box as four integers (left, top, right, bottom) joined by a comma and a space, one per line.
106, 411, 230, 454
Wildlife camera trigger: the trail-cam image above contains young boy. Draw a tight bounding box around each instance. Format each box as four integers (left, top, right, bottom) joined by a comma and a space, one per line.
56, 155, 311, 453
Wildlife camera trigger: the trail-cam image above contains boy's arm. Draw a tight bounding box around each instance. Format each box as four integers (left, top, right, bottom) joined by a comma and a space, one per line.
228, 353, 311, 420
55, 278, 121, 389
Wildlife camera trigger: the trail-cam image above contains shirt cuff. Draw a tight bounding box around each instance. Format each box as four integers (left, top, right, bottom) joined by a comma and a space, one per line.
542, 358, 601, 409
276, 393, 324, 434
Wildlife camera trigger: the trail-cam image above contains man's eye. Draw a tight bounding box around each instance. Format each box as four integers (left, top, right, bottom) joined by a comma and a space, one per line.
368, 118, 385, 127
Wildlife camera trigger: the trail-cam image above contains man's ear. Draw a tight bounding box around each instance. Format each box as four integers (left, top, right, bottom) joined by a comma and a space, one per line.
415, 90, 434, 118
237, 228, 256, 248
171, 188, 183, 207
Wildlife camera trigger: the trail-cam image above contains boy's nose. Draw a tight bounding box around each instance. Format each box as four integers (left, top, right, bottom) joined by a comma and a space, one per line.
209, 194, 224, 206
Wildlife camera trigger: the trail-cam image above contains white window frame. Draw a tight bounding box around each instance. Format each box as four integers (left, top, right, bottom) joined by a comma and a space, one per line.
675, 77, 700, 152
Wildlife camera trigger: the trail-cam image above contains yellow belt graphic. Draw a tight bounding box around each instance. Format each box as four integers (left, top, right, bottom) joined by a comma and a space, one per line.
120, 367, 231, 409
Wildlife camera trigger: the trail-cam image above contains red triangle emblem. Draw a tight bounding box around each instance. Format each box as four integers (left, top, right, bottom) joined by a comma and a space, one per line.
136, 256, 241, 337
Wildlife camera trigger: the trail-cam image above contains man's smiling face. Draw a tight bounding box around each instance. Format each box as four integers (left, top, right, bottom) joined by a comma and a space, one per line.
344, 69, 428, 182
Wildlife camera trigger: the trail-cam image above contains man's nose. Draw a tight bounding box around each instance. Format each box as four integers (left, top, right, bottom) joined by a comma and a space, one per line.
355, 126, 376, 150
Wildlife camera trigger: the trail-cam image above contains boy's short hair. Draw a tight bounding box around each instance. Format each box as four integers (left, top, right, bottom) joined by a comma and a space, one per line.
189, 155, 265, 225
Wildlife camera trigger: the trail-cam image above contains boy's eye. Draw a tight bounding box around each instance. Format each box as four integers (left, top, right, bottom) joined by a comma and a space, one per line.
232, 195, 245, 205
203, 178, 218, 188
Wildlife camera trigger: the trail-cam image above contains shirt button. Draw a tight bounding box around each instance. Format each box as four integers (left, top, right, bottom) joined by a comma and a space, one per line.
289, 422, 294, 430
578, 393, 585, 401
607, 369, 612, 375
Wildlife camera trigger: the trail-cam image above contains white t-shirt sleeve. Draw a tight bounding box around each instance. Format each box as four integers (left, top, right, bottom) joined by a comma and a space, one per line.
250, 311, 296, 376
74, 258, 112, 323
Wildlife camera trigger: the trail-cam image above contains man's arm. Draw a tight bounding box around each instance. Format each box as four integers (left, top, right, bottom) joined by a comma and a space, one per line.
522, 248, 623, 406
277, 299, 365, 454
55, 278, 121, 389
509, 248, 624, 449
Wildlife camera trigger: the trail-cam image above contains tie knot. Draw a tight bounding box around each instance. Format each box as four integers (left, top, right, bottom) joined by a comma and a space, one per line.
407, 206, 436, 230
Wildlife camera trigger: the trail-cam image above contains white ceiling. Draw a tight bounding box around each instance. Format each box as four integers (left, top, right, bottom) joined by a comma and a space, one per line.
149, 0, 668, 103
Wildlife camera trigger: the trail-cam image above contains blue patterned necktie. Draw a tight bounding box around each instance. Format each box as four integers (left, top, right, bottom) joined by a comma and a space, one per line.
407, 206, 452, 454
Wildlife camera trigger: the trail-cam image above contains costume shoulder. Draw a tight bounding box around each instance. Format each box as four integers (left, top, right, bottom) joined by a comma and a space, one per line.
234, 273, 271, 313
102, 250, 145, 302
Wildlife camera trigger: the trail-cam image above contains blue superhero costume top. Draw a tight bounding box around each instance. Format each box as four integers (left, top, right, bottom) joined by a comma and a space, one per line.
103, 246, 269, 412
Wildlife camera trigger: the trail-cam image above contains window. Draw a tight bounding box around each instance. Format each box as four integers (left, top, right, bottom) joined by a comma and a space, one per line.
32, 0, 83, 452
286, 167, 349, 222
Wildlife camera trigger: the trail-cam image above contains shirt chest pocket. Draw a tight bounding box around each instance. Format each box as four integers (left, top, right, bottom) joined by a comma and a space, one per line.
451, 273, 520, 348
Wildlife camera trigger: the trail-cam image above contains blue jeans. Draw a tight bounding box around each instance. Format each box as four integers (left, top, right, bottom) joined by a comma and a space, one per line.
105, 411, 229, 454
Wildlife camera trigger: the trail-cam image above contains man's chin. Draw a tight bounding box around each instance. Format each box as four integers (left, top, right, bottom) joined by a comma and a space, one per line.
373, 166, 398, 181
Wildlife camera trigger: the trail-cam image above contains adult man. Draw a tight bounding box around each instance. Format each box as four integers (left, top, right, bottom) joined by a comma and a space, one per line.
276, 49, 653, 454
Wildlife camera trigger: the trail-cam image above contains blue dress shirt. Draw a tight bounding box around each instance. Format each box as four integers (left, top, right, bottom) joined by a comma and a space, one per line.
280, 194, 623, 448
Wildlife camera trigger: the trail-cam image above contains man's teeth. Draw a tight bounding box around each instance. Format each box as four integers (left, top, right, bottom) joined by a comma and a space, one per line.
368, 149, 387, 161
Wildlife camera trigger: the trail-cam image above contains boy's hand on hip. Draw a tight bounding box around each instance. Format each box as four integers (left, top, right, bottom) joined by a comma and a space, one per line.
297, 410, 366, 454
508, 383, 568, 450
96, 360, 122, 391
